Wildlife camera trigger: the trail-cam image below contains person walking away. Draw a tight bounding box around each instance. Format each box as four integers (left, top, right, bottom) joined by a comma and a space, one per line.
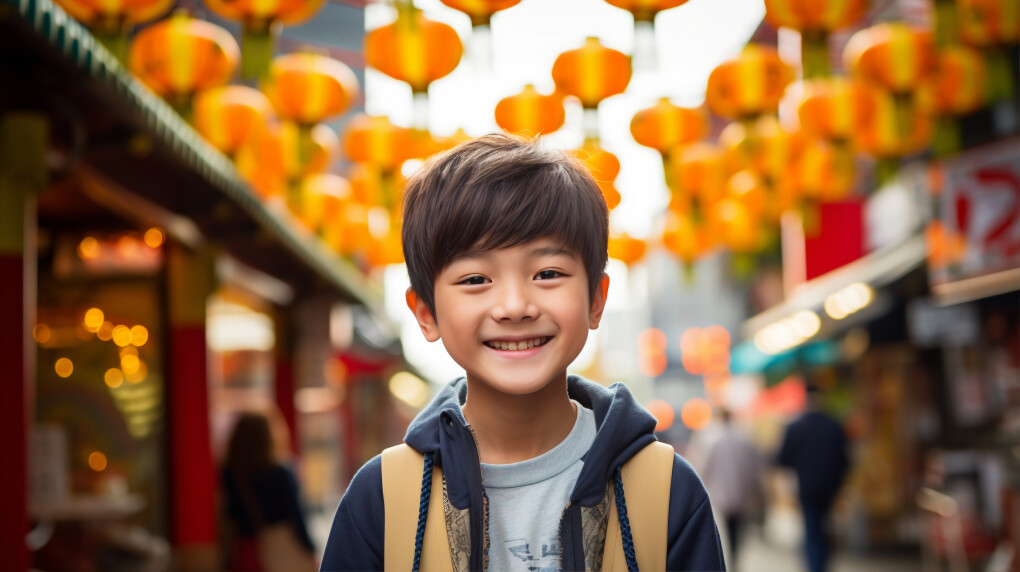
701, 408, 764, 570
221, 409, 317, 572
320, 134, 725, 571
777, 383, 849, 572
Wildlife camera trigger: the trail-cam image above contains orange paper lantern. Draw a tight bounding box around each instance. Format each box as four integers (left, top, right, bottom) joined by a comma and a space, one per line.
342, 115, 415, 173
603, 0, 689, 22
608, 233, 648, 266
792, 139, 856, 201
202, 0, 325, 79
194, 86, 274, 156
364, 8, 464, 94
852, 82, 933, 158
932, 46, 987, 115
797, 77, 855, 141
128, 12, 239, 106
957, 0, 1020, 47
844, 23, 937, 94
661, 211, 713, 264
630, 98, 707, 155
667, 142, 726, 211
571, 143, 622, 210
53, 0, 173, 59
708, 198, 762, 253
439, 0, 522, 27
706, 44, 795, 120
262, 52, 360, 126
552, 37, 632, 109
764, 0, 867, 77
495, 84, 566, 137
236, 122, 338, 199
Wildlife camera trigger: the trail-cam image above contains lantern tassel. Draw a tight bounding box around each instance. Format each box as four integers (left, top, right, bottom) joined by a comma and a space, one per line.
932, 116, 961, 158
241, 26, 275, 82
800, 30, 830, 80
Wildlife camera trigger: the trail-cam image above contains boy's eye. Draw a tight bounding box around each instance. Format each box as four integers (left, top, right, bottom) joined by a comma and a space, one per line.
459, 276, 489, 285
535, 270, 563, 280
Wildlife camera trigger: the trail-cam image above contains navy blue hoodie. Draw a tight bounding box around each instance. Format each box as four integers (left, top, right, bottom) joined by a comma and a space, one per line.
320, 375, 725, 571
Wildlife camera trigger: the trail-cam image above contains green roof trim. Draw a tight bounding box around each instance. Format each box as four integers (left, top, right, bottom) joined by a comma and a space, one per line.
5, 0, 384, 311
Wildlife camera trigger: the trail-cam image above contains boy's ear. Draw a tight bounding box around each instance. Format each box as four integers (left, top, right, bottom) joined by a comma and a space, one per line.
406, 288, 440, 342
588, 273, 610, 330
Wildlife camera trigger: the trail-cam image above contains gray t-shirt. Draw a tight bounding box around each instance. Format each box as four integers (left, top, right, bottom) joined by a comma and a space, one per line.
480, 402, 597, 572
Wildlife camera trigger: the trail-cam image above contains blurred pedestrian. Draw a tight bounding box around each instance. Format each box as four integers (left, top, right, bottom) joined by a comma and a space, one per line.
777, 382, 849, 572
701, 408, 764, 569
221, 409, 316, 572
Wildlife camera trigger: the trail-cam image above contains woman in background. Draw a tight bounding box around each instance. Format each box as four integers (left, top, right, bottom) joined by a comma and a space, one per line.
221, 409, 315, 572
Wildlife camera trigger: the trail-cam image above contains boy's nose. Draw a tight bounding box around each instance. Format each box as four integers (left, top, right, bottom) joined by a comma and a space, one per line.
491, 284, 537, 321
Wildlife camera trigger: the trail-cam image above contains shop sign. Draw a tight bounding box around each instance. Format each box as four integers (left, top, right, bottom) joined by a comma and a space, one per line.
934, 139, 1020, 287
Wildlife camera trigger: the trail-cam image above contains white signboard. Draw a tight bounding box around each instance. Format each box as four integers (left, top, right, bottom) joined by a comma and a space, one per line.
933, 139, 1020, 287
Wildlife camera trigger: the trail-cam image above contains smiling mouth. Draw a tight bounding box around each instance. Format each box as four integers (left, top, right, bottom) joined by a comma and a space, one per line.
484, 337, 551, 351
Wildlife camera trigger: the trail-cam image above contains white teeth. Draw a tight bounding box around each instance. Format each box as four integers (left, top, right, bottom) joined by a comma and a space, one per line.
487, 337, 548, 351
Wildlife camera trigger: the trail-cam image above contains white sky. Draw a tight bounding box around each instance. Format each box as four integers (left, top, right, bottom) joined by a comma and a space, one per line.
367, 0, 766, 383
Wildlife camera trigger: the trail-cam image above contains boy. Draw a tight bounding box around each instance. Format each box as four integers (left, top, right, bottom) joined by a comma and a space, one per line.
320, 134, 724, 571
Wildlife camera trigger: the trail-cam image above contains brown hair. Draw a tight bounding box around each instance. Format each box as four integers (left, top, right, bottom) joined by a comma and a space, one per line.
402, 133, 609, 317
225, 411, 276, 474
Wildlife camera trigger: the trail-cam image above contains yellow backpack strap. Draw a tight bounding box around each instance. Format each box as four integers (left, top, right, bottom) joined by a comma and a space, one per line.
602, 441, 675, 572
381, 444, 453, 572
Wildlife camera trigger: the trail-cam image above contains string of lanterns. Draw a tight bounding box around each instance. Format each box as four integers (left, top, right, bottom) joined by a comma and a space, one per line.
49, 0, 1019, 278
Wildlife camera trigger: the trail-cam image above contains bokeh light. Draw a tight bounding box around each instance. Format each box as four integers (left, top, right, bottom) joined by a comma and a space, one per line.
97, 321, 115, 341
112, 325, 132, 347
83, 308, 104, 332
78, 236, 100, 259
144, 227, 165, 248
130, 325, 149, 346
681, 398, 713, 430
105, 368, 125, 388
33, 324, 51, 344
645, 399, 675, 432
55, 358, 73, 378
88, 451, 108, 472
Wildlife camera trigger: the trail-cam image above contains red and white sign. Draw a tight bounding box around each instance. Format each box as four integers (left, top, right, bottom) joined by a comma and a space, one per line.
935, 139, 1020, 287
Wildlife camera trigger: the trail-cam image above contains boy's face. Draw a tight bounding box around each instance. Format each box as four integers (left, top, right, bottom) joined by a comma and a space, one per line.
407, 237, 609, 397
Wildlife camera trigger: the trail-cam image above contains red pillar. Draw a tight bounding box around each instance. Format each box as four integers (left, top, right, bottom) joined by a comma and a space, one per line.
166, 243, 219, 570
273, 310, 300, 457
0, 113, 46, 572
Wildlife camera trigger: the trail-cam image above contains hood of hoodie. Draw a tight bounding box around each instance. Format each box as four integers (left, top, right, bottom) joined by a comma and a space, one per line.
403, 374, 658, 508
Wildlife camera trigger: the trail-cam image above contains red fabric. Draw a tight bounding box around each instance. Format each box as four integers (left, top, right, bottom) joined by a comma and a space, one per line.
803, 201, 866, 281
0, 255, 29, 571
231, 537, 263, 572
168, 326, 218, 545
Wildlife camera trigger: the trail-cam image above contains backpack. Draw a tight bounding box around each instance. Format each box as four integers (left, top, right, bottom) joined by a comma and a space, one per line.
381, 441, 675, 572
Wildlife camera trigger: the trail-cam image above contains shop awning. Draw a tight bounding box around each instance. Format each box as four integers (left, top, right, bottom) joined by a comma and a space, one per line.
0, 0, 383, 314
741, 234, 927, 349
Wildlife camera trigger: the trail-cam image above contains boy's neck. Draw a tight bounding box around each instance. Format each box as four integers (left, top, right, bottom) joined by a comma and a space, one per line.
462, 375, 577, 465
